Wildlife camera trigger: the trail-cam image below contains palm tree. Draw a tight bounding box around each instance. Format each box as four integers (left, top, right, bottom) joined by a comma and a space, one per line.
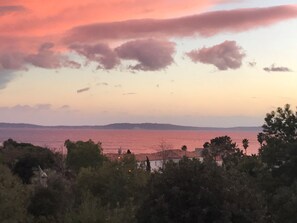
181, 145, 187, 157
242, 139, 249, 155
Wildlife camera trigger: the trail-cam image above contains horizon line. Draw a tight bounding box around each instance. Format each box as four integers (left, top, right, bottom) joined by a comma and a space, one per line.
0, 122, 262, 129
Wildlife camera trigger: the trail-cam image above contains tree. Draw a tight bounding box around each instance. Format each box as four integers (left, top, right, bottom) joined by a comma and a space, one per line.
64, 191, 106, 223
158, 140, 173, 169
242, 138, 249, 154
269, 181, 297, 223
0, 165, 28, 222
146, 156, 151, 172
257, 105, 297, 222
257, 133, 265, 147
77, 153, 148, 208
202, 136, 243, 166
181, 145, 187, 152
258, 105, 297, 184
28, 187, 60, 218
137, 158, 266, 223
202, 136, 236, 160
261, 104, 297, 144
0, 139, 58, 183
13, 155, 40, 184
235, 155, 264, 178
65, 139, 105, 173
181, 145, 187, 156
28, 171, 74, 221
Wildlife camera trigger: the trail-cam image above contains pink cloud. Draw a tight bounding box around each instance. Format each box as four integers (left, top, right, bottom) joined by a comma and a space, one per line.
186, 40, 245, 70
25, 42, 81, 69
1, 3, 297, 89
69, 39, 176, 71
65, 5, 297, 43
0, 52, 25, 70
0, 0, 222, 37
115, 39, 175, 71
70, 43, 119, 69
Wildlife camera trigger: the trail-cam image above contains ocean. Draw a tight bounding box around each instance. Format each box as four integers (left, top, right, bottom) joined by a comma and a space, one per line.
0, 128, 260, 154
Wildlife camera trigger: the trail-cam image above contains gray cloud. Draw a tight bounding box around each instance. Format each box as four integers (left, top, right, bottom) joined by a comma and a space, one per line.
70, 43, 119, 69
77, 87, 90, 93
0, 51, 24, 90
0, 5, 25, 16
60, 105, 70, 109
0, 104, 82, 125
122, 92, 136, 95
263, 64, 292, 72
248, 61, 257, 67
0, 70, 16, 90
0, 43, 81, 90
35, 104, 52, 110
96, 82, 109, 86
2, 104, 53, 112
186, 40, 245, 70
115, 39, 175, 71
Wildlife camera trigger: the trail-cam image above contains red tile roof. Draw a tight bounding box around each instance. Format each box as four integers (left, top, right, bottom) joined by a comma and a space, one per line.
105, 149, 200, 162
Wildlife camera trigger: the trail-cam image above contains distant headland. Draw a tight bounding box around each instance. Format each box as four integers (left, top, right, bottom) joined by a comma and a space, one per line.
0, 122, 261, 131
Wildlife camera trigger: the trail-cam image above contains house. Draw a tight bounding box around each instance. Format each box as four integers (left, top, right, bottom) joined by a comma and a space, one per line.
135, 149, 201, 171
105, 148, 224, 172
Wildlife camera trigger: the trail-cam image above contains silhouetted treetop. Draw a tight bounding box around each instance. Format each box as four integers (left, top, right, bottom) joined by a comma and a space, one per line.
261, 104, 297, 144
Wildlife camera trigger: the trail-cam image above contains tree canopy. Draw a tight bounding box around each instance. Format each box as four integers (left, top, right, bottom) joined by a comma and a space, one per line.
261, 104, 297, 144
202, 136, 243, 167
65, 139, 105, 172
137, 158, 266, 223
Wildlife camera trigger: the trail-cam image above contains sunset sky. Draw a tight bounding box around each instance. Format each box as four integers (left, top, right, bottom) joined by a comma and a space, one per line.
0, 0, 297, 127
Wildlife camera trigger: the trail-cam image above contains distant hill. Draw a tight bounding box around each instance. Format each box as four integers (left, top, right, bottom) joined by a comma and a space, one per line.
0, 122, 261, 131
99, 123, 261, 131
0, 123, 41, 128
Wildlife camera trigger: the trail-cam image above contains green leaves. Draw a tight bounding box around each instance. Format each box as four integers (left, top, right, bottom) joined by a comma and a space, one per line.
137, 158, 265, 223
202, 136, 243, 167
65, 139, 105, 172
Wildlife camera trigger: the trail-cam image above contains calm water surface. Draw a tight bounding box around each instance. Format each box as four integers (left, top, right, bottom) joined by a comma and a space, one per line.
0, 128, 260, 154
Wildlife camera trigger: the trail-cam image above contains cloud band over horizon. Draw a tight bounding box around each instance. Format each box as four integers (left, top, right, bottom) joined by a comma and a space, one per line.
66, 5, 297, 43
